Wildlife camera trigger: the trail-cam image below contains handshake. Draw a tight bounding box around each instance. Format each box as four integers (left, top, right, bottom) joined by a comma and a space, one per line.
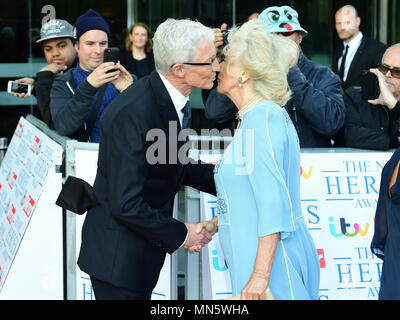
184, 217, 218, 252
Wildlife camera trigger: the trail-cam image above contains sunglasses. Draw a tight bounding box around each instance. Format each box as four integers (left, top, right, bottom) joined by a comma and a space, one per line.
378, 64, 400, 79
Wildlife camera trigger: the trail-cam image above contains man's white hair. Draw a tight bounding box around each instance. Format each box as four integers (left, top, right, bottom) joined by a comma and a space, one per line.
153, 18, 214, 74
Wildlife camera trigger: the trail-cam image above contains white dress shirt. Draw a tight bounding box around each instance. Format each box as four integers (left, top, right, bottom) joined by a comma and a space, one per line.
158, 72, 189, 128
338, 32, 363, 82
157, 71, 190, 247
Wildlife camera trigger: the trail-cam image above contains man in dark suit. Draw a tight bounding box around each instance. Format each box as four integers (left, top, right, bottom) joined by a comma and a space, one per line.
77, 18, 220, 300
333, 5, 387, 90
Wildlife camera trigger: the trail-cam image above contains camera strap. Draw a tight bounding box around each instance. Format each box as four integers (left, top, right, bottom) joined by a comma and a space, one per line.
84, 84, 107, 142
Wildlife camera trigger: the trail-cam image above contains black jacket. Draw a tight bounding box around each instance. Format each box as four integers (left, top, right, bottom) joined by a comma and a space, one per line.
119, 50, 155, 79
32, 59, 77, 129
332, 35, 387, 90
205, 52, 345, 148
334, 86, 400, 150
77, 70, 216, 294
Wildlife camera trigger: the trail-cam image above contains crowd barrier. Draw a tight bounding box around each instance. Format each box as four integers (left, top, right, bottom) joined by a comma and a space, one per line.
0, 115, 394, 300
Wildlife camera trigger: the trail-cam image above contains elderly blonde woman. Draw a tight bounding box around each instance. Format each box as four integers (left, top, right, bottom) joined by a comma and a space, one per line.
199, 20, 320, 300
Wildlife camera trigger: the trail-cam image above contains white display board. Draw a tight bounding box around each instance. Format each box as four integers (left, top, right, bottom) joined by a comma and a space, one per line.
199, 151, 392, 300
0, 117, 64, 299
72, 147, 172, 300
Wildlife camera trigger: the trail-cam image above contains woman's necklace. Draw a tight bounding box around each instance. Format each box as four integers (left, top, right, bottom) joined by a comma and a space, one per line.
237, 94, 263, 120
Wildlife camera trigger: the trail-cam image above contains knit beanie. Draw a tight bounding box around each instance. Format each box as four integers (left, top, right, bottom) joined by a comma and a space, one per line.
74, 9, 111, 41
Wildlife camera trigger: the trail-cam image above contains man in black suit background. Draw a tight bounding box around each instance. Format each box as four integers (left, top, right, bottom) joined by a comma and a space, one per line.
77, 18, 220, 300
333, 5, 387, 90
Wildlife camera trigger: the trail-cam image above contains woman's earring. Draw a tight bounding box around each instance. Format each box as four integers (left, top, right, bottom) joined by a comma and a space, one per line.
238, 77, 243, 88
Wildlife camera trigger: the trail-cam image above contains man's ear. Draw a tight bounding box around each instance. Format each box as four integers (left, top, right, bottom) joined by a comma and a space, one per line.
171, 64, 185, 77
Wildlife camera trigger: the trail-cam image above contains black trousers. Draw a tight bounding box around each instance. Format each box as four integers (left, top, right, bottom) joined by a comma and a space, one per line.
90, 276, 152, 300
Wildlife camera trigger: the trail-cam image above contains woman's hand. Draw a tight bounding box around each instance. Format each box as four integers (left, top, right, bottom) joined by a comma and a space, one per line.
240, 271, 270, 300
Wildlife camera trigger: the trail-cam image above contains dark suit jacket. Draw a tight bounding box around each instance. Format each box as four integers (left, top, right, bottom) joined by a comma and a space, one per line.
332, 35, 387, 90
77, 70, 216, 295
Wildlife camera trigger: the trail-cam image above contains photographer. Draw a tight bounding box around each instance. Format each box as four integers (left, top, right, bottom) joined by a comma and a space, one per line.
335, 44, 400, 150
13, 19, 77, 129
50, 9, 133, 142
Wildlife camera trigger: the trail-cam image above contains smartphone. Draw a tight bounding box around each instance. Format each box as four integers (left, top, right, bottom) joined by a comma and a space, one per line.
361, 70, 380, 100
7, 81, 31, 96
104, 47, 120, 73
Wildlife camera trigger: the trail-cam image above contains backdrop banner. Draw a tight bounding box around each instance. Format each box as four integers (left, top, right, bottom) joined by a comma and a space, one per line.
199, 150, 393, 300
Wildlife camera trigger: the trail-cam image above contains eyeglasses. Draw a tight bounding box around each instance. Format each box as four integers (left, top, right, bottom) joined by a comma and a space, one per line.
378, 64, 400, 79
170, 57, 218, 69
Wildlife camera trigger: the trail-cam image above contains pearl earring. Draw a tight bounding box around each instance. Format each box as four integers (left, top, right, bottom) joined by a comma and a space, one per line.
238, 77, 243, 88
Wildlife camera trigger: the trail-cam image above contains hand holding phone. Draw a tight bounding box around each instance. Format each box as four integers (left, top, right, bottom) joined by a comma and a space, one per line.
7, 80, 31, 97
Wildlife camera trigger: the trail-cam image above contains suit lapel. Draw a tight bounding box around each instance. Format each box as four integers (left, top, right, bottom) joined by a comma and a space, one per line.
149, 70, 183, 131
148, 70, 186, 166
346, 36, 367, 81
333, 45, 343, 73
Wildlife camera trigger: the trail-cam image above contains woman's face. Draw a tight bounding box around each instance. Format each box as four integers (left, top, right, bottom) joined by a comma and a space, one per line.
217, 55, 242, 96
130, 25, 148, 49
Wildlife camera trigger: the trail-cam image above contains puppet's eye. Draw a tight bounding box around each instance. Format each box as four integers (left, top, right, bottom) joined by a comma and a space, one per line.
285, 11, 293, 20
267, 11, 280, 22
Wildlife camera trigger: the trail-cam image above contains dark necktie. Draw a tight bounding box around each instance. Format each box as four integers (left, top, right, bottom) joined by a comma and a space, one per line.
339, 45, 349, 82
181, 101, 192, 129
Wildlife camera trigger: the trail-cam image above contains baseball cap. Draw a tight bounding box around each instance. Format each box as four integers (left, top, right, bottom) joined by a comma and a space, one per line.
258, 6, 308, 37
37, 19, 74, 43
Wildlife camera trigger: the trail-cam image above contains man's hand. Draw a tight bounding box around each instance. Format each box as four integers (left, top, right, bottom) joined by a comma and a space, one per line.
12, 77, 34, 98
185, 219, 218, 252
184, 221, 215, 252
213, 23, 227, 49
86, 62, 122, 88
368, 68, 398, 110
40, 63, 67, 75
111, 62, 134, 92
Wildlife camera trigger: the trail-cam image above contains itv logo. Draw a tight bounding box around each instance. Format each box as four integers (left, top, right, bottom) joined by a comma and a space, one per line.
211, 249, 228, 271
300, 166, 313, 179
328, 217, 370, 237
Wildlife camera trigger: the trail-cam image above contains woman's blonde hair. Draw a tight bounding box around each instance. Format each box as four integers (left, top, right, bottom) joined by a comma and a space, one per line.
223, 19, 299, 106
125, 22, 153, 53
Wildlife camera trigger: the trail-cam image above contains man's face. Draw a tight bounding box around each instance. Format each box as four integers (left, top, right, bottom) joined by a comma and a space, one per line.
75, 30, 108, 72
42, 37, 76, 68
335, 9, 360, 42
183, 38, 220, 90
381, 47, 400, 99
